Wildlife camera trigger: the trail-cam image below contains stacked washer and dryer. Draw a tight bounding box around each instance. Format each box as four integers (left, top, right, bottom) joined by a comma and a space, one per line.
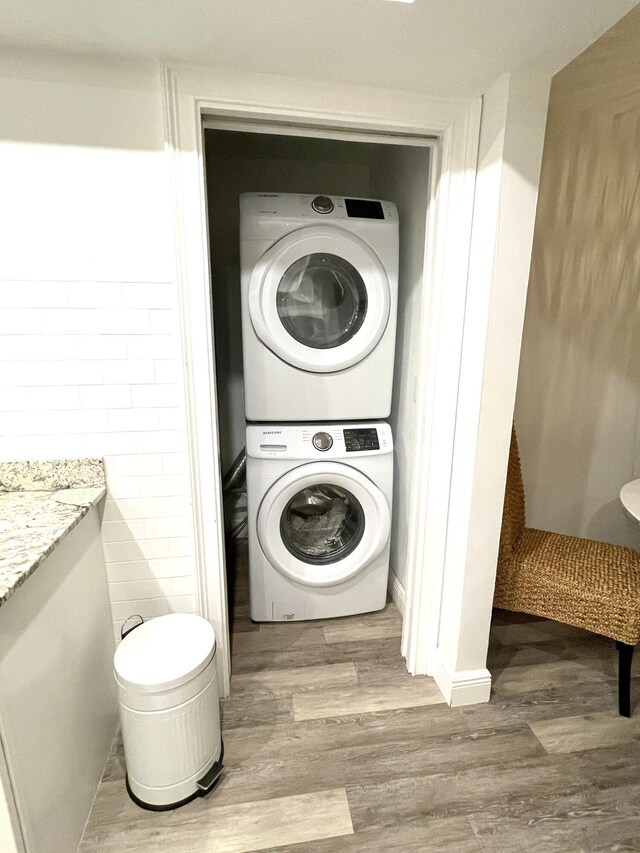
240, 193, 399, 622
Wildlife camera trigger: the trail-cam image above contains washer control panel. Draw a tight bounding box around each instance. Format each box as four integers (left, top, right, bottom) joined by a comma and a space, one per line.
247, 422, 393, 459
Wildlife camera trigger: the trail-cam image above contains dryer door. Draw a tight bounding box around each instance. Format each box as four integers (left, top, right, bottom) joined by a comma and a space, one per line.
248, 225, 391, 373
257, 462, 390, 587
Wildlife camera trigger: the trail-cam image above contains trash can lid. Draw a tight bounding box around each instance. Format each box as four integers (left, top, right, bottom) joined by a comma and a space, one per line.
114, 613, 216, 693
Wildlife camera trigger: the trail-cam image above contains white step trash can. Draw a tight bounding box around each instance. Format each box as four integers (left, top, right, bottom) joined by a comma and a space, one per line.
114, 613, 223, 810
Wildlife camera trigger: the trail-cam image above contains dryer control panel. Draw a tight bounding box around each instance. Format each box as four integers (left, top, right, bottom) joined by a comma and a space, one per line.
240, 192, 398, 230
247, 422, 393, 460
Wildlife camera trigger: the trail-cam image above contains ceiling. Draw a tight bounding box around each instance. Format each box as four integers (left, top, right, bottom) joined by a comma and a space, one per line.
1, 0, 638, 96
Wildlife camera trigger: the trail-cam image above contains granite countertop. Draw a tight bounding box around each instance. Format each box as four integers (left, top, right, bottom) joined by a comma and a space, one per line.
0, 460, 106, 607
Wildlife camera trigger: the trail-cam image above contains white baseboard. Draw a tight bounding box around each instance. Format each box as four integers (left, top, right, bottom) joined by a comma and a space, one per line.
431, 648, 492, 707
387, 567, 406, 616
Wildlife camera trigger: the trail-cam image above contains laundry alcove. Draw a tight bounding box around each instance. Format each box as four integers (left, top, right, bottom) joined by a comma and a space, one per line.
203, 124, 433, 669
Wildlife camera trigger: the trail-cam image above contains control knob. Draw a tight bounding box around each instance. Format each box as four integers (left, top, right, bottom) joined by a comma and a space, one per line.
311, 195, 334, 214
312, 432, 333, 451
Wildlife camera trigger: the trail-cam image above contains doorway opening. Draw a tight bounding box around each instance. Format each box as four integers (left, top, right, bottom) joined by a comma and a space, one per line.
202, 121, 434, 680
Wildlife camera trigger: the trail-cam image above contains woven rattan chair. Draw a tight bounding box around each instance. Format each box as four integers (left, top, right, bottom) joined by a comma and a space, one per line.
494, 427, 640, 716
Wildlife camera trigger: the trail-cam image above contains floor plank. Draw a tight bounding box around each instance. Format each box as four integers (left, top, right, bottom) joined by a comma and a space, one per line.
492, 658, 611, 696
529, 710, 640, 754
265, 815, 481, 852
468, 782, 640, 852
80, 787, 354, 853
292, 677, 445, 720
229, 661, 358, 698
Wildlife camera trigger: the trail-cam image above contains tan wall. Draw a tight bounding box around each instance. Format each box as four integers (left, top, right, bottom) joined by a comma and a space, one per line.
515, 6, 640, 548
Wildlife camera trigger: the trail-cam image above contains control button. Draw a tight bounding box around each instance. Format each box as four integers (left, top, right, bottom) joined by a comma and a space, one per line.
312, 195, 334, 214
312, 432, 333, 451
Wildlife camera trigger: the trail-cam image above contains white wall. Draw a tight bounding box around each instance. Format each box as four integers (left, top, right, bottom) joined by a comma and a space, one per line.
0, 49, 196, 640
515, 6, 640, 550
434, 70, 551, 703
370, 147, 430, 589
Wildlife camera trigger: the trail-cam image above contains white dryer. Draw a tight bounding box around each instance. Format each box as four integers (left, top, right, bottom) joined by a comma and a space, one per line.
246, 422, 393, 621
240, 193, 399, 421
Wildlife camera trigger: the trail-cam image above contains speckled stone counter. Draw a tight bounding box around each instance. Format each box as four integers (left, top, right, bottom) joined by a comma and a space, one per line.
0, 459, 106, 607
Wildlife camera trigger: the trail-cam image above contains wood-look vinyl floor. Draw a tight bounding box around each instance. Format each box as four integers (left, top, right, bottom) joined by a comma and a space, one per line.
80, 544, 640, 852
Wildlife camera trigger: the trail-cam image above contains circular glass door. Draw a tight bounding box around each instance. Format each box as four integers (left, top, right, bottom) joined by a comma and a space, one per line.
248, 226, 391, 373
280, 483, 365, 564
277, 254, 368, 350
257, 462, 391, 588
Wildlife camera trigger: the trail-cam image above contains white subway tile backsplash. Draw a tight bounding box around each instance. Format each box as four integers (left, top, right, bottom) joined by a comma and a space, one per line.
135, 430, 185, 453
1, 409, 109, 435
79, 384, 132, 409
72, 335, 128, 360
103, 359, 155, 384
121, 283, 175, 309
127, 334, 177, 360
104, 538, 178, 563
161, 453, 187, 475
136, 474, 188, 498
1, 278, 194, 626
109, 577, 178, 603
171, 576, 195, 596
66, 282, 122, 308
43, 308, 150, 335
0, 309, 43, 334
103, 496, 171, 521
106, 556, 193, 582
106, 453, 164, 477
100, 520, 147, 542
143, 516, 191, 539
0, 361, 50, 386
149, 310, 178, 335
0, 388, 25, 410
110, 595, 196, 622
0, 281, 67, 307
164, 496, 190, 516
154, 360, 180, 384
0, 434, 87, 460
0, 334, 75, 360
158, 407, 186, 431
48, 361, 105, 385
169, 537, 192, 557
108, 407, 160, 432
106, 478, 143, 500
85, 432, 138, 456
23, 386, 81, 410
131, 384, 179, 408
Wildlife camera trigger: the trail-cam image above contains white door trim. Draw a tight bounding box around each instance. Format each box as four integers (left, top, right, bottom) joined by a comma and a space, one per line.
162, 62, 481, 696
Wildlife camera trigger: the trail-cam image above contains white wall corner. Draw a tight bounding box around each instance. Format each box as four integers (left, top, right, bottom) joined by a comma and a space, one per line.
387, 567, 406, 616
431, 649, 492, 707
435, 69, 551, 697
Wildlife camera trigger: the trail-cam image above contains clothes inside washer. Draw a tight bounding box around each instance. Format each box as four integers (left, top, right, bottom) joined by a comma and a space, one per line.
280, 485, 364, 561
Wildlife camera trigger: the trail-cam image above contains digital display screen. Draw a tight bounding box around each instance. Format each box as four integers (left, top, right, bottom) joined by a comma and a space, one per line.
343, 428, 380, 452
345, 199, 384, 220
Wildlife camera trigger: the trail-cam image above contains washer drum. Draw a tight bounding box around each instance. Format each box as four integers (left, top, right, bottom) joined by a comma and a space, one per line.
114, 613, 223, 809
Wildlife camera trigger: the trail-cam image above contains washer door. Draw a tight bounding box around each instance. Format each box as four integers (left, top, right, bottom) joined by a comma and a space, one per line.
257, 462, 390, 587
249, 225, 390, 373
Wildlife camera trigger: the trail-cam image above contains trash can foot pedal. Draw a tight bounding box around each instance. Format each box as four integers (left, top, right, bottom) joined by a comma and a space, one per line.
197, 760, 224, 793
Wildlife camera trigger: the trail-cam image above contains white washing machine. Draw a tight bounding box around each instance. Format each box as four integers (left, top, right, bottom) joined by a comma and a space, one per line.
240, 193, 399, 421
246, 422, 393, 621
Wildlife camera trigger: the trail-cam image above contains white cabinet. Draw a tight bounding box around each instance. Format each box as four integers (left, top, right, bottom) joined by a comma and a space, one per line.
0, 507, 117, 853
